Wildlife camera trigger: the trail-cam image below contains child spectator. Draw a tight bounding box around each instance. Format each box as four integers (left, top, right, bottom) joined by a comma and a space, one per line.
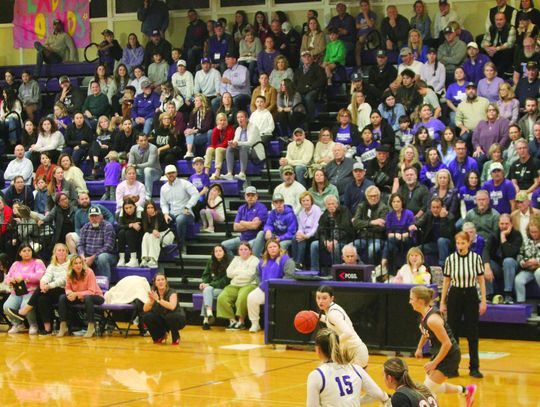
189, 157, 211, 220
322, 28, 346, 85
395, 115, 414, 151
102, 150, 122, 200
200, 185, 225, 233
33, 176, 48, 215
249, 95, 275, 141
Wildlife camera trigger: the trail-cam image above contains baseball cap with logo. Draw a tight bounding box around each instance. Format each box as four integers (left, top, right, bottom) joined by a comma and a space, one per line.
140, 79, 152, 88
245, 186, 258, 195
58, 75, 70, 85
177, 59, 187, 67
272, 192, 285, 202
489, 162, 504, 172
281, 165, 295, 175
88, 206, 102, 216
516, 191, 529, 202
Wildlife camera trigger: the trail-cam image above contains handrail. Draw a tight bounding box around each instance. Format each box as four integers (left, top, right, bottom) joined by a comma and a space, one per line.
84, 43, 100, 64
251, 140, 273, 194
206, 182, 231, 238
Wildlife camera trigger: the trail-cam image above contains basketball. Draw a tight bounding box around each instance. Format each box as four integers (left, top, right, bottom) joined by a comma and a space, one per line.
294, 310, 319, 334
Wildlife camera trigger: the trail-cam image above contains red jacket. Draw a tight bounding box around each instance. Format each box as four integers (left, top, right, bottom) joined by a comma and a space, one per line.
210, 125, 234, 149
0, 205, 13, 235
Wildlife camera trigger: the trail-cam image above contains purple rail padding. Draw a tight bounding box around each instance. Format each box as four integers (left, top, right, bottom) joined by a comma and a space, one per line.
479, 304, 533, 324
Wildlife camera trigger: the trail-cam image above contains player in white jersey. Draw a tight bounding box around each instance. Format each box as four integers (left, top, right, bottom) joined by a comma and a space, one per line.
306, 328, 390, 407
311, 285, 369, 368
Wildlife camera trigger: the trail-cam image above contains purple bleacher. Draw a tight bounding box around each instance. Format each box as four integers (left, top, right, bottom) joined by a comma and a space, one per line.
0, 62, 98, 78
80, 160, 93, 176
210, 179, 244, 196
153, 180, 165, 196
268, 140, 284, 157
92, 200, 117, 214
112, 266, 158, 283
86, 180, 106, 196
188, 222, 201, 237
159, 244, 179, 261
479, 304, 533, 324
176, 160, 265, 176
193, 293, 218, 310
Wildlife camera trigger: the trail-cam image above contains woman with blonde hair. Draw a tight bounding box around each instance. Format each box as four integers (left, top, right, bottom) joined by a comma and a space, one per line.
269, 55, 294, 90
7, 243, 69, 335
205, 112, 235, 179
247, 239, 295, 332
496, 82, 520, 125
184, 93, 214, 158
308, 128, 335, 178
480, 143, 508, 183
89, 115, 115, 178
394, 246, 431, 284
57, 255, 104, 338
406, 28, 428, 62
427, 169, 459, 217
397, 144, 421, 180
347, 91, 372, 130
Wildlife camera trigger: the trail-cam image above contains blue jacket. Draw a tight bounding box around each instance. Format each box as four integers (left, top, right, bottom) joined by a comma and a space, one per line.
263, 204, 297, 241
208, 34, 234, 64
132, 92, 161, 120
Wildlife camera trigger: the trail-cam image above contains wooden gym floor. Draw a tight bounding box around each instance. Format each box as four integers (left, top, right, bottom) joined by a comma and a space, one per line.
0, 325, 538, 406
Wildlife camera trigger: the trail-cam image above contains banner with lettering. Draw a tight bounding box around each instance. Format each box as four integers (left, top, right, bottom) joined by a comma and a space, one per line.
13, 0, 90, 48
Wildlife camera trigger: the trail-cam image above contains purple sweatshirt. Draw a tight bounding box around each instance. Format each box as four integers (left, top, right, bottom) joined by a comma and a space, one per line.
104, 161, 122, 187
257, 254, 289, 290
472, 117, 510, 153
385, 209, 415, 234
257, 50, 280, 75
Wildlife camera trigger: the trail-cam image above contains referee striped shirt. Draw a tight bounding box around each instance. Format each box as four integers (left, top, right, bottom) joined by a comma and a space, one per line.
443, 251, 484, 288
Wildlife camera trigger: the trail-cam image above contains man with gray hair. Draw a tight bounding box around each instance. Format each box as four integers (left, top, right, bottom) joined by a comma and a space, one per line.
341, 244, 360, 265
324, 143, 354, 196
128, 133, 162, 200
464, 189, 500, 245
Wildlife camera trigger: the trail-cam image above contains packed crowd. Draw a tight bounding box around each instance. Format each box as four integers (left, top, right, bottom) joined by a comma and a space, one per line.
0, 0, 539, 341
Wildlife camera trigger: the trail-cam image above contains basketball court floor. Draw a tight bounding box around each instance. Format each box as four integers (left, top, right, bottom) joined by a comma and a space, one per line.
0, 325, 538, 406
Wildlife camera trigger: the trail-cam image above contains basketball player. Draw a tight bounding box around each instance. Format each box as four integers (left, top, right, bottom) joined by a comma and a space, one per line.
409, 286, 477, 407
383, 357, 440, 407
311, 285, 369, 368
306, 328, 390, 407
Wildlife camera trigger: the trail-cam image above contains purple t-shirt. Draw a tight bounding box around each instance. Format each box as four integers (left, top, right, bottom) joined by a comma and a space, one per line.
188, 172, 210, 192
459, 186, 479, 212
356, 140, 379, 163
235, 201, 269, 241
481, 179, 516, 215
412, 118, 446, 142
532, 188, 540, 209
445, 82, 467, 106
104, 161, 122, 187
336, 125, 353, 145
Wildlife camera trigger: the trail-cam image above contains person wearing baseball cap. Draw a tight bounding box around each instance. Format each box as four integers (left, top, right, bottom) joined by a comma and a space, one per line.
257, 192, 298, 253
33, 17, 77, 77
368, 49, 398, 94
182, 9, 207, 71
98, 29, 122, 75
206, 20, 234, 72
194, 55, 222, 100
295, 45, 327, 121
482, 161, 517, 216
55, 75, 85, 116
160, 163, 199, 255
221, 186, 269, 258
343, 160, 374, 214
132, 75, 160, 135
211, 46, 251, 112
515, 60, 540, 107
278, 127, 314, 188
454, 80, 490, 141
171, 58, 194, 102
462, 41, 490, 86
433, 0, 459, 39
273, 163, 307, 214
437, 24, 467, 80
143, 22, 173, 66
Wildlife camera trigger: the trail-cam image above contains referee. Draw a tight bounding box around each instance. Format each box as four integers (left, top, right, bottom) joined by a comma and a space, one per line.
440, 231, 487, 379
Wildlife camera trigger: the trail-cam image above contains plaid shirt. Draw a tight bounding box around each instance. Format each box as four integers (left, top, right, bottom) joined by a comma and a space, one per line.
77, 221, 116, 257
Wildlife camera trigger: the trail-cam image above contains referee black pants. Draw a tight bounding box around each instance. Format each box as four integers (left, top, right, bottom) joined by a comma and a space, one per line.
447, 287, 480, 371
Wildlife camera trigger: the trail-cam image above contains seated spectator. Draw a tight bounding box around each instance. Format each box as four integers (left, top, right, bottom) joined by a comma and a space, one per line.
481, 12, 516, 75
88, 64, 116, 105
117, 198, 143, 268
256, 193, 297, 252
251, 73, 277, 117
292, 191, 322, 267
410, 1, 431, 40
0, 89, 22, 148
150, 112, 181, 167
515, 219, 540, 302
397, 47, 424, 80
458, 170, 480, 219
513, 191, 540, 241
33, 176, 48, 215
462, 221, 485, 256
276, 79, 305, 137
353, 185, 388, 264
171, 60, 194, 105
294, 51, 326, 121
222, 186, 268, 257
238, 30, 262, 85
249, 96, 275, 141
33, 19, 77, 77
398, 166, 428, 218
376, 93, 404, 133
395, 116, 414, 151
326, 2, 356, 52
3, 175, 34, 210
484, 214, 522, 303
437, 127, 457, 166
3, 70, 19, 96
217, 241, 259, 330
77, 206, 117, 280
343, 161, 374, 215
393, 246, 431, 284
4, 145, 33, 185
132, 79, 160, 135
462, 42, 490, 86
281, 22, 302, 70
188, 157, 210, 218
420, 48, 446, 95
115, 165, 146, 211
129, 65, 149, 96
184, 94, 214, 159
415, 197, 455, 267
52, 102, 72, 132
395, 69, 422, 115
279, 128, 313, 187
360, 127, 382, 164
148, 51, 169, 93
497, 82, 520, 125
455, 82, 489, 144
247, 238, 295, 332
143, 30, 173, 67
413, 126, 435, 163
194, 57, 222, 100
437, 26, 467, 82
88, 115, 114, 179
480, 143, 508, 183
7, 243, 68, 335
368, 50, 398, 95
325, 143, 355, 196
477, 62, 505, 103
269, 55, 295, 92
200, 185, 225, 233
349, 91, 372, 131
30, 117, 64, 169
518, 98, 539, 141
63, 112, 93, 166
142, 272, 186, 345
309, 169, 340, 210
273, 165, 307, 214
310, 195, 354, 272
18, 71, 40, 122
82, 81, 111, 129
160, 165, 199, 254
207, 22, 234, 72
258, 37, 280, 77
222, 111, 265, 182
515, 61, 540, 107
509, 139, 540, 193
308, 127, 335, 178
34, 152, 56, 187
381, 5, 410, 51
216, 92, 238, 127
323, 28, 346, 86
301, 17, 326, 63
213, 52, 251, 112
406, 29, 428, 63
2, 243, 46, 335
448, 140, 479, 189
0, 197, 13, 252
513, 37, 539, 86
199, 244, 231, 330
253, 11, 271, 42
331, 109, 360, 157
472, 103, 509, 168
366, 145, 398, 198
428, 168, 460, 217
140, 200, 174, 268
464, 189, 501, 245
482, 162, 516, 215
420, 147, 447, 188
339, 243, 363, 265
445, 67, 468, 125
121, 33, 145, 76
205, 113, 234, 179
40, 192, 76, 245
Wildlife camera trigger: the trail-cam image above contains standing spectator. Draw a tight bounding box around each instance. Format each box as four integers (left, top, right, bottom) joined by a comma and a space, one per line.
182, 9, 208, 72
160, 165, 199, 254
207, 22, 234, 73
294, 51, 326, 121
410, 0, 431, 40
33, 19, 77, 77
380, 5, 410, 51
143, 30, 173, 67
326, 2, 356, 53
138, 0, 170, 38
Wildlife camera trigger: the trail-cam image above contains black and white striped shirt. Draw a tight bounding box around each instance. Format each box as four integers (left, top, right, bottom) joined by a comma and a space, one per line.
443, 250, 484, 288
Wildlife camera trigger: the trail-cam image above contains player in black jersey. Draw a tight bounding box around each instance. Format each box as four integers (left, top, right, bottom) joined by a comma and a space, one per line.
409, 286, 477, 407
383, 357, 439, 407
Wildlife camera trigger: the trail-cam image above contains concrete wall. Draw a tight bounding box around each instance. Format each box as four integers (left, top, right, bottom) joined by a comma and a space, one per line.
0, 0, 502, 66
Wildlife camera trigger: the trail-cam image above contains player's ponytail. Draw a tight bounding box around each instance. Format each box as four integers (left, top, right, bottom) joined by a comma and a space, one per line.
384, 358, 434, 399
315, 328, 352, 365
410, 285, 435, 305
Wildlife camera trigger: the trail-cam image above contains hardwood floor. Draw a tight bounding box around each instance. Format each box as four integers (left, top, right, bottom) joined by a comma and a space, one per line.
0, 325, 538, 406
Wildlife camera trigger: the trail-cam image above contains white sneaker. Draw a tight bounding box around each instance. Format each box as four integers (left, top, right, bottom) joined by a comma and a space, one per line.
140, 257, 148, 267
249, 322, 260, 333
147, 259, 158, 268
234, 172, 246, 181
8, 324, 24, 334
220, 173, 234, 180
117, 254, 126, 267
29, 325, 38, 335
184, 152, 194, 159
126, 257, 139, 268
